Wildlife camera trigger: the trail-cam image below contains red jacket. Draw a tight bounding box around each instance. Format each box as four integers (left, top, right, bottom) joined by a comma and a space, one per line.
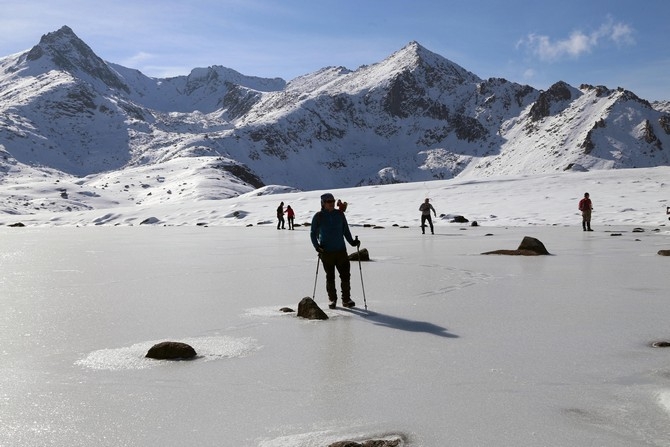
579, 198, 592, 211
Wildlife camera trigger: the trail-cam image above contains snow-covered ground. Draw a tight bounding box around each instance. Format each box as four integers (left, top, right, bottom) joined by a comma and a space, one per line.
1, 167, 670, 446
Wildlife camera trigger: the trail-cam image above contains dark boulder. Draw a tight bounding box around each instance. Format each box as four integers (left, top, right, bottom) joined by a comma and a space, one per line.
482, 236, 550, 256
517, 236, 550, 255
297, 297, 329, 320
450, 215, 469, 223
328, 437, 403, 447
349, 248, 370, 261
146, 341, 197, 360
658, 250, 670, 256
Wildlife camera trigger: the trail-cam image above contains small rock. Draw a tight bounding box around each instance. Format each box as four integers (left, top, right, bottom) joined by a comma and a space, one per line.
297, 297, 328, 320
140, 217, 161, 225
146, 341, 197, 360
349, 248, 370, 261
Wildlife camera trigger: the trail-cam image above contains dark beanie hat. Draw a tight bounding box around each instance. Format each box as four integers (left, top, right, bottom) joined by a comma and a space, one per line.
320, 193, 335, 204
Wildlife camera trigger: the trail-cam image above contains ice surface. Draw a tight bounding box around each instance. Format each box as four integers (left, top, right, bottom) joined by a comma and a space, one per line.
2, 221, 669, 446
2, 167, 670, 445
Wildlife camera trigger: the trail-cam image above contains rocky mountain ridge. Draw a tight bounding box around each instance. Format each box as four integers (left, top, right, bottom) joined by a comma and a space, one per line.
1, 26, 669, 198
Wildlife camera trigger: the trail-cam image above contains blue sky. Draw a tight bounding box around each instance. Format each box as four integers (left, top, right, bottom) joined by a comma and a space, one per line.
1, 0, 668, 100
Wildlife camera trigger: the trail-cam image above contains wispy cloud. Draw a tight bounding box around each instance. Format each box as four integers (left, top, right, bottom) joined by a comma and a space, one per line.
518, 17, 635, 62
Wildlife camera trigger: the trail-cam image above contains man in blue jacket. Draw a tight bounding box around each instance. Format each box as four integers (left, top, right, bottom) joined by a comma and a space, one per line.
310, 193, 360, 309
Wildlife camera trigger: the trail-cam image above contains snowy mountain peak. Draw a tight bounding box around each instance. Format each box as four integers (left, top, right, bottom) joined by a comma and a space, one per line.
384, 41, 480, 84
25, 25, 128, 93
529, 81, 582, 121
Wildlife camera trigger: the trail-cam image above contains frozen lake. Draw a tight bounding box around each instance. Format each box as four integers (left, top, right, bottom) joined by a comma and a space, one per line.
1, 224, 669, 446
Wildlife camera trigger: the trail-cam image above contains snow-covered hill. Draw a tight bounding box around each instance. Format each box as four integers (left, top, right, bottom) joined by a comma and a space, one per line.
1, 26, 669, 221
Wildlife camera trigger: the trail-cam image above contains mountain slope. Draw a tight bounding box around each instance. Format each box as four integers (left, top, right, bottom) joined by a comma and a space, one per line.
1, 26, 669, 204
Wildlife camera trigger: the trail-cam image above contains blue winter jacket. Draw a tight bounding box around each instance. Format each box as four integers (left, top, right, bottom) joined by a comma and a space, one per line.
310, 209, 356, 252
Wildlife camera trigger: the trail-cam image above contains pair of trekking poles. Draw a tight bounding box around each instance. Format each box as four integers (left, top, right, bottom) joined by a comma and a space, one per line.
312, 236, 367, 311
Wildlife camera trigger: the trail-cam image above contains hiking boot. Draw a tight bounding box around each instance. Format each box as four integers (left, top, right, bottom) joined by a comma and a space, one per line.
342, 299, 356, 308
328, 301, 337, 309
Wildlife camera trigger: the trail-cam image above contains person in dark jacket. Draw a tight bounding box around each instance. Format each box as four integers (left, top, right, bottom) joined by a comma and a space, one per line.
276, 202, 285, 230
578, 192, 593, 231
419, 198, 436, 234
310, 193, 360, 309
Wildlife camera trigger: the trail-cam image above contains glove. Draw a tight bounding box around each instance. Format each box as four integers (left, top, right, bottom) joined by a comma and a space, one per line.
353, 238, 361, 247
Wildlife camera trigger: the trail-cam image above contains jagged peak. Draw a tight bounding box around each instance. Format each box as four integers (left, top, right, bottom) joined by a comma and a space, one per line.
380, 41, 480, 83
529, 81, 581, 122
26, 25, 129, 93
580, 83, 653, 108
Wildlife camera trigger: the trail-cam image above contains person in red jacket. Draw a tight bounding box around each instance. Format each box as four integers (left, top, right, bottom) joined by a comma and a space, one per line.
286, 205, 295, 230
578, 192, 593, 231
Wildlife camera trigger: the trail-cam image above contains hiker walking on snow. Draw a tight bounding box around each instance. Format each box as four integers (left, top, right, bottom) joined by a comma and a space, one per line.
579, 192, 593, 231
419, 198, 436, 234
286, 205, 295, 230
310, 193, 360, 309
276, 202, 285, 230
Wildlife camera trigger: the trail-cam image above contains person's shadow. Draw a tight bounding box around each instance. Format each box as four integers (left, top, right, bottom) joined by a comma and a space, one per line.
342, 307, 458, 339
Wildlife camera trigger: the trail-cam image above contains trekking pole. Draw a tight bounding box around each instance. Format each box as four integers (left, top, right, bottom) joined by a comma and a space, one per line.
312, 254, 320, 300
355, 236, 368, 310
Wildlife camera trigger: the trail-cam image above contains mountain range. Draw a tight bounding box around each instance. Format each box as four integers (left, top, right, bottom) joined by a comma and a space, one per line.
1, 25, 669, 208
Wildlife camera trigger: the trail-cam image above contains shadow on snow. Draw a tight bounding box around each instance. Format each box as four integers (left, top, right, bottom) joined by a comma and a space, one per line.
342, 307, 458, 339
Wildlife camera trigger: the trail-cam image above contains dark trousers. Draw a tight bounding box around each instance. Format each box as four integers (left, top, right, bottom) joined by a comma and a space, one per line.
277, 216, 285, 229
582, 210, 592, 230
287, 217, 294, 230
319, 250, 351, 302
421, 215, 434, 234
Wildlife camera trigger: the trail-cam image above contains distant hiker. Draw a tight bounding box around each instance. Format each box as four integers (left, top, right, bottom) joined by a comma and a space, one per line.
419, 198, 436, 234
286, 205, 295, 230
277, 202, 285, 230
578, 192, 593, 231
337, 199, 348, 212
310, 193, 360, 309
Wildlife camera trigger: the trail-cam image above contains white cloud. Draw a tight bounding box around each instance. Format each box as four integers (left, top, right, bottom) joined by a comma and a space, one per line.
518, 17, 635, 62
